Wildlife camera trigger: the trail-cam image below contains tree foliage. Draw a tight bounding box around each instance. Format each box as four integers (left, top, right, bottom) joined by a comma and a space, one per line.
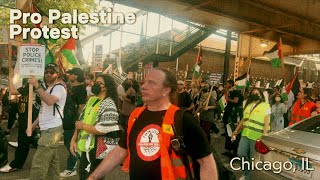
0, 0, 96, 30
0, 0, 15, 28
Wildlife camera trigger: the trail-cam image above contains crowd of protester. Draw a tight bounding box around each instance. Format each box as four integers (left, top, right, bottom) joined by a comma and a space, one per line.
0, 64, 319, 180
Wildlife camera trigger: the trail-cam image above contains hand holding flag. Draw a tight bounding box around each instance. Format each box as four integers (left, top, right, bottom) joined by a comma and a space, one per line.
192, 45, 202, 78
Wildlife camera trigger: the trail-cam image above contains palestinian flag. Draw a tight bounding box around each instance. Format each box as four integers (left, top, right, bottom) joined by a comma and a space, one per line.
285, 68, 300, 95
38, 37, 54, 65
58, 38, 80, 72
61, 38, 78, 65
263, 38, 283, 67
235, 72, 249, 90
218, 94, 227, 110
235, 60, 251, 90
192, 45, 202, 78
33, 4, 56, 65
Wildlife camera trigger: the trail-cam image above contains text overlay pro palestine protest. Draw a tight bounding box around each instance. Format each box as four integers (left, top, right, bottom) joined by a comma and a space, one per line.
9, 8, 136, 40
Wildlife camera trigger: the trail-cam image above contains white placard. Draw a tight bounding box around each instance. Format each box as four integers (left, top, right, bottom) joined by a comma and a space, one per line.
19, 44, 45, 78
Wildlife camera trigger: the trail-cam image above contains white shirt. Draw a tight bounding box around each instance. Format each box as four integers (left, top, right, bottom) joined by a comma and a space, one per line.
86, 85, 94, 97
39, 84, 66, 130
117, 84, 125, 101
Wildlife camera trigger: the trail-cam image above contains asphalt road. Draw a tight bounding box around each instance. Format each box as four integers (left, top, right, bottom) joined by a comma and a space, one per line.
0, 118, 242, 180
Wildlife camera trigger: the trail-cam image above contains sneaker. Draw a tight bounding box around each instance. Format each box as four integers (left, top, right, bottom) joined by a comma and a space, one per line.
8, 141, 18, 148
60, 170, 77, 177
0, 164, 17, 173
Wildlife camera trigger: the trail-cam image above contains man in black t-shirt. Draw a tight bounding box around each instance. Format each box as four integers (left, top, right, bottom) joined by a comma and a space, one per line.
221, 80, 241, 158
176, 80, 193, 110
60, 68, 87, 177
67, 68, 87, 113
0, 75, 41, 172
88, 68, 218, 180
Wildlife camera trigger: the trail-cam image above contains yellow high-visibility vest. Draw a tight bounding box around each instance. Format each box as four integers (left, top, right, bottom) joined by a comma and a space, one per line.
242, 102, 270, 141
78, 97, 102, 152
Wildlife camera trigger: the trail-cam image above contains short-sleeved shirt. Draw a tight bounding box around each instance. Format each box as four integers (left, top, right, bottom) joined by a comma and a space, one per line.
199, 93, 215, 122
39, 84, 66, 130
226, 88, 241, 109
118, 109, 212, 180
71, 84, 87, 108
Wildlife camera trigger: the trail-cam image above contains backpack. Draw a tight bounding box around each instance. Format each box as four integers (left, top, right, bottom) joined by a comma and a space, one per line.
175, 110, 236, 180
50, 83, 78, 130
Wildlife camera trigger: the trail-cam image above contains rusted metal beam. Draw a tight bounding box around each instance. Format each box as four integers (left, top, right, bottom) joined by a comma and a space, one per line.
241, 24, 296, 34
241, 0, 320, 28
196, 0, 320, 42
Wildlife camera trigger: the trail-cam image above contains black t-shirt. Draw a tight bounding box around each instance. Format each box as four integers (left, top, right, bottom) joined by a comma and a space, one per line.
71, 84, 87, 108
177, 91, 192, 109
118, 109, 212, 180
17, 85, 41, 127
226, 89, 241, 108
17, 86, 29, 118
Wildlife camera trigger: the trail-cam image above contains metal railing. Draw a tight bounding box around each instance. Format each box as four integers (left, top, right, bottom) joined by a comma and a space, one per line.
122, 25, 212, 71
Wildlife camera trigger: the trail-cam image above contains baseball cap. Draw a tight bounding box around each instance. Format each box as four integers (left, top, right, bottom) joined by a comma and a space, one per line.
45, 63, 60, 74
67, 68, 84, 77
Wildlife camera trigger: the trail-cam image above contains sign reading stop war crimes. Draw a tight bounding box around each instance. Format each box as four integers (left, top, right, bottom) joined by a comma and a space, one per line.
19, 44, 45, 78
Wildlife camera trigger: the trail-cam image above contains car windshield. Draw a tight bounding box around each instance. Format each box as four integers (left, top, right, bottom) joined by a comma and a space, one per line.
291, 116, 320, 134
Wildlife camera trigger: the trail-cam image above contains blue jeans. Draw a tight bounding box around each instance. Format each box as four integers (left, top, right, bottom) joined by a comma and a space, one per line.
64, 129, 78, 171
237, 136, 256, 180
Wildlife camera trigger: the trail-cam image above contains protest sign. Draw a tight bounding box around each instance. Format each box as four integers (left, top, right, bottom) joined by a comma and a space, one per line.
19, 44, 45, 78
18, 43, 45, 136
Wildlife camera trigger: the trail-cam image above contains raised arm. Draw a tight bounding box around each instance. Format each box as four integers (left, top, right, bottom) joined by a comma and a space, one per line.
28, 76, 59, 106
8, 68, 20, 95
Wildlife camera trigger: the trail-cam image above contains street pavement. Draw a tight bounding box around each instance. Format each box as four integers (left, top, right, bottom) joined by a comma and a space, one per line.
0, 118, 242, 180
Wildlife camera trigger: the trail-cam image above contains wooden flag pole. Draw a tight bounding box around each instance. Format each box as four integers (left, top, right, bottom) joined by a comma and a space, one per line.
280, 38, 286, 85
204, 84, 214, 108
27, 40, 38, 137
27, 83, 33, 137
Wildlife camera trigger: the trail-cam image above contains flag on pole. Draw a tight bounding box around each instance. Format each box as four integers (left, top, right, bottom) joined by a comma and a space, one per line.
285, 68, 300, 95
235, 60, 251, 90
235, 72, 249, 90
61, 38, 78, 65
58, 38, 80, 72
32, 4, 55, 65
263, 40, 283, 67
192, 45, 202, 78
38, 37, 54, 65
218, 94, 227, 110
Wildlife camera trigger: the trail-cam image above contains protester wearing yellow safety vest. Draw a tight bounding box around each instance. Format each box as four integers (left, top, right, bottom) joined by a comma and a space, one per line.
231, 88, 271, 180
70, 74, 122, 180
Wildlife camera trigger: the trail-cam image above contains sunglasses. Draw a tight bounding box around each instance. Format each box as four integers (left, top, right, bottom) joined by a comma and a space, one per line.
45, 70, 56, 75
